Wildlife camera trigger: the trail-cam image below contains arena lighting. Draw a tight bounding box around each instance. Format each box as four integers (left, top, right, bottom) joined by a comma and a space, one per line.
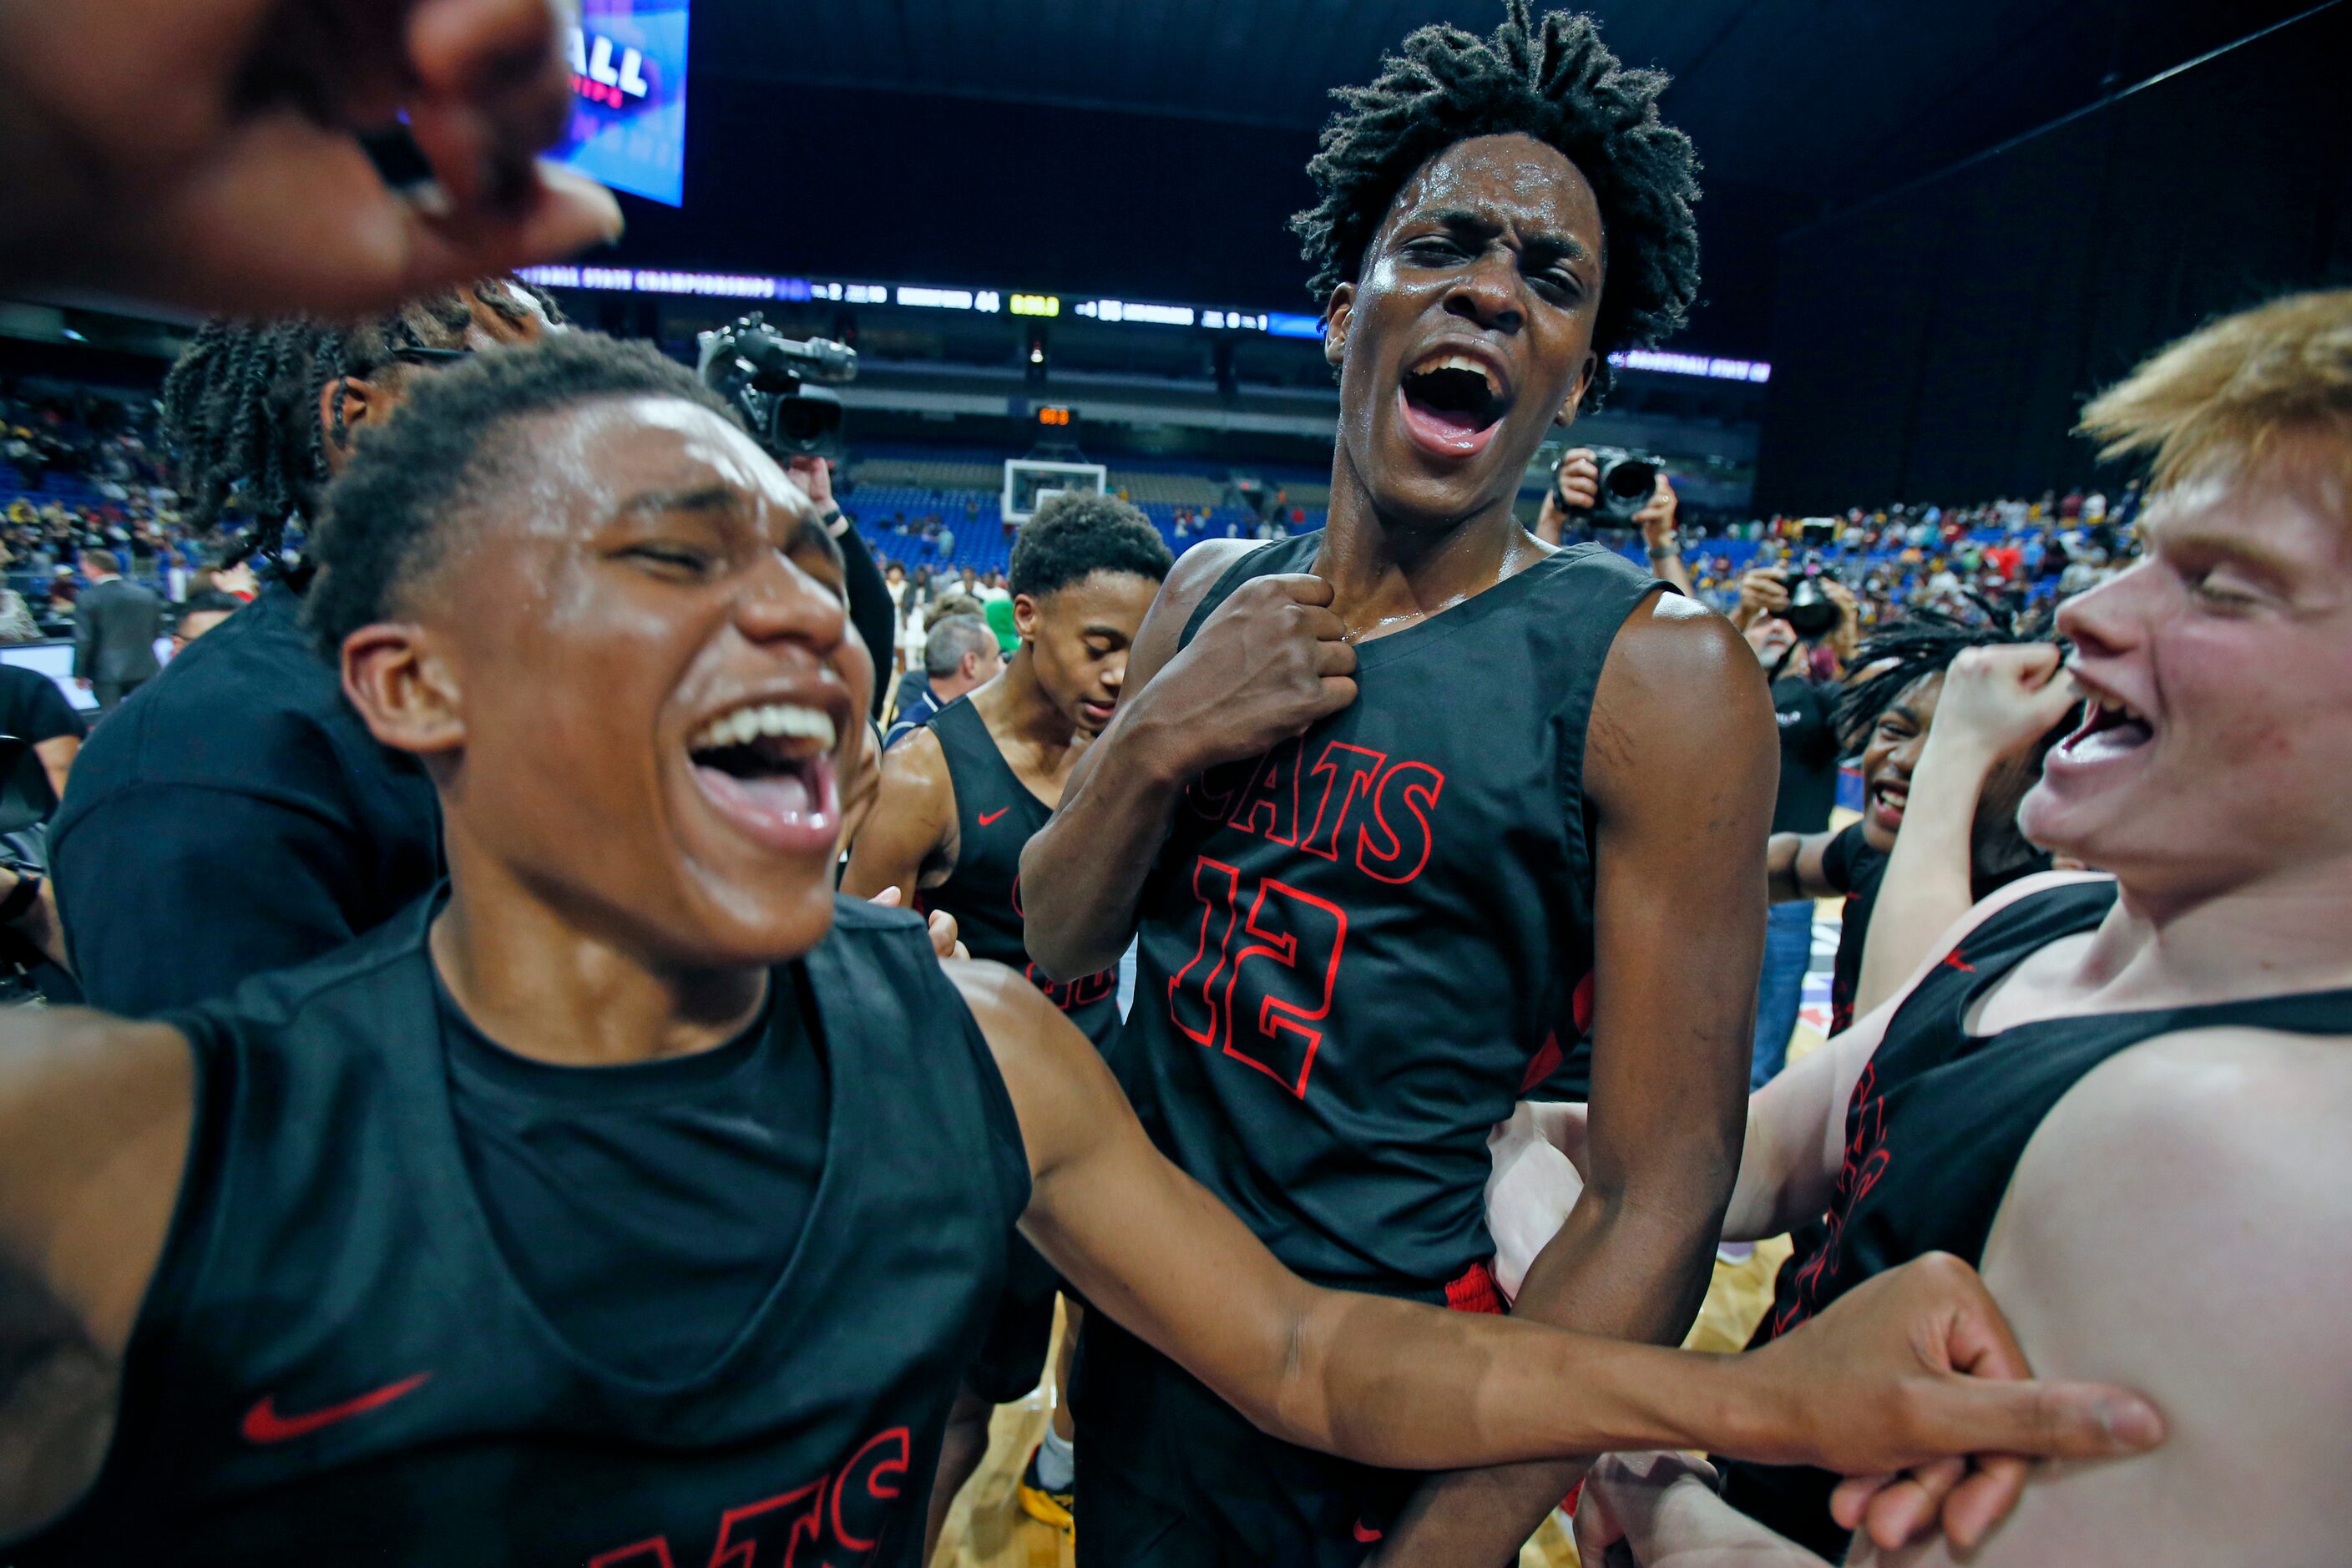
515, 267, 1768, 382
897, 286, 1003, 313
1610, 348, 1773, 384
1075, 300, 1196, 326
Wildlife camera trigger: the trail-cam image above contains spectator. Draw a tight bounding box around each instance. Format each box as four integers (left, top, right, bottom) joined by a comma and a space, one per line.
1727, 565, 1859, 1087
169, 591, 244, 655
0, 661, 86, 806
883, 615, 1003, 751
69, 549, 162, 713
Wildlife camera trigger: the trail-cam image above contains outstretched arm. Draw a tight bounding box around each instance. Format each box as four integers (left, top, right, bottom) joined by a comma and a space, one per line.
953, 963, 2162, 1550
0, 1010, 190, 1543
1768, 830, 1842, 905
1378, 595, 1772, 1565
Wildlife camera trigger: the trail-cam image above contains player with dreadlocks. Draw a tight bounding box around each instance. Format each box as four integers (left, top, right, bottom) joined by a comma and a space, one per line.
1020, 6, 1779, 1562
51, 281, 557, 1017
1766, 611, 2078, 1039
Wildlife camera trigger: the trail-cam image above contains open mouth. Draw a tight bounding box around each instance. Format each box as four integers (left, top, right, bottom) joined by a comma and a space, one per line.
686, 700, 842, 853
1398, 350, 1511, 458
1869, 778, 1909, 832
2057, 694, 2155, 765
1077, 698, 1117, 730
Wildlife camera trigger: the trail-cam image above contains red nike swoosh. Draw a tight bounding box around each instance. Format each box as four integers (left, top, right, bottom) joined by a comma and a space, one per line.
241, 1373, 432, 1444
1351, 1520, 1383, 1544
978, 808, 1010, 826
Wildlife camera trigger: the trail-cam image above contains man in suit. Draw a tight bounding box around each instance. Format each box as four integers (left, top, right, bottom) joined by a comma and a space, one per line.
71, 550, 162, 714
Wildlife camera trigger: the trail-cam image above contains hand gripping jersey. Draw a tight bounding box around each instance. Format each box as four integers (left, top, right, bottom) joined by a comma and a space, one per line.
924, 695, 1121, 1048
1722, 879, 2352, 1558
13, 896, 1029, 1568
1119, 533, 1664, 1294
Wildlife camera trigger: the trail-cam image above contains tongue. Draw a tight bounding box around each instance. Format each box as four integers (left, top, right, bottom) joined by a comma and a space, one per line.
2068, 717, 2153, 762
1409, 395, 1484, 437
696, 764, 813, 820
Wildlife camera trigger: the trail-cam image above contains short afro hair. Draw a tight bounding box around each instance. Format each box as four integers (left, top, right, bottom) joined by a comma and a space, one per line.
1009, 493, 1176, 602
1292, 1, 1701, 410
303, 333, 738, 659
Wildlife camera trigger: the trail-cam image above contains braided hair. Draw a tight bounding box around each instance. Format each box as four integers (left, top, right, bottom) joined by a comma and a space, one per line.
159, 281, 561, 566
1292, 1, 1702, 411
1834, 609, 2062, 754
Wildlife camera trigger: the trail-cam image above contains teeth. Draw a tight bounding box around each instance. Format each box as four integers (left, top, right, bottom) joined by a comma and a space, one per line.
1410, 352, 1500, 395
690, 702, 837, 755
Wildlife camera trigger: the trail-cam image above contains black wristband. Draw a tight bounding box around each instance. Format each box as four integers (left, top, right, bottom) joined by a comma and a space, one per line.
818, 507, 848, 540
0, 871, 41, 925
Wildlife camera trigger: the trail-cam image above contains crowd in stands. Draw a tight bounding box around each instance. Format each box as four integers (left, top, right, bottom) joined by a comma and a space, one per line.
0, 385, 249, 641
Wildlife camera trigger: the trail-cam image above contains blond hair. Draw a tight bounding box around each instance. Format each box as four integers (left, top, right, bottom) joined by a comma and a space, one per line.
2078, 290, 2352, 492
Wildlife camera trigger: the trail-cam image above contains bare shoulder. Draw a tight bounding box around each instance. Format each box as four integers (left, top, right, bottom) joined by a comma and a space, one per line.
878, 721, 949, 790
1597, 592, 1764, 720
1955, 1024, 2352, 1564
1589, 591, 1772, 785
0, 1009, 194, 1348
1157, 537, 1261, 617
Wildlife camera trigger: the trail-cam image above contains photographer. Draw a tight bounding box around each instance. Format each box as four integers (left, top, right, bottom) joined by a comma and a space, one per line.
1730, 564, 1859, 1086
1537, 446, 1695, 594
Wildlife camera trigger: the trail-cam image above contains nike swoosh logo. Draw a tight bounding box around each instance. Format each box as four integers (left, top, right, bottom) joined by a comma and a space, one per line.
242, 1373, 432, 1444
978, 808, 1010, 827
1351, 1520, 1384, 1544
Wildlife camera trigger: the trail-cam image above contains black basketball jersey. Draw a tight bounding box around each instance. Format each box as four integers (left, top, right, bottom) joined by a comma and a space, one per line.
926, 696, 1120, 1047
1722, 878, 2352, 1557
1117, 532, 1664, 1293
13, 895, 1029, 1568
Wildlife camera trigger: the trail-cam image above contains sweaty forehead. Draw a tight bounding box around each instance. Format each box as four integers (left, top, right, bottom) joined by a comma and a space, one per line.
1380, 134, 1603, 248
529, 395, 794, 516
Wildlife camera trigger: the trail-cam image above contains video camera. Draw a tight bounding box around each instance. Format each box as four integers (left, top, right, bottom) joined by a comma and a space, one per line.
1556, 446, 1663, 524
695, 314, 858, 461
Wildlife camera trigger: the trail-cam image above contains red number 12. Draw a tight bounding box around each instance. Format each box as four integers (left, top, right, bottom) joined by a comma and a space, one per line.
1168, 857, 1349, 1099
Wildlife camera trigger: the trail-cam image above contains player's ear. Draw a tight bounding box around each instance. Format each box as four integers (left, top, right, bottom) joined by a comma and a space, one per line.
1012, 594, 1041, 641
1323, 287, 1355, 368
342, 622, 467, 756
318, 376, 399, 474
1555, 352, 1597, 427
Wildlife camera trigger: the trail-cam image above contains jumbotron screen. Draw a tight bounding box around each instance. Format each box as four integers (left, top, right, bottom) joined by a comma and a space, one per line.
554, 0, 690, 207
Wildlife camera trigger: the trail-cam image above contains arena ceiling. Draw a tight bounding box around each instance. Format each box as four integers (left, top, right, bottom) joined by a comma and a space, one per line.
700, 0, 2297, 209
606, 0, 2309, 359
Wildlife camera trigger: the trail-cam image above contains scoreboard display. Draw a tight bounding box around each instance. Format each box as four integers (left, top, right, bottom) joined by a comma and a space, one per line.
553, 1, 691, 207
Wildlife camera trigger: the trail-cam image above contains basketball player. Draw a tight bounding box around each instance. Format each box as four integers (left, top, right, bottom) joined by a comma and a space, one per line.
0, 336, 2159, 1565
1021, 8, 1773, 1561
1531, 291, 2352, 1564
842, 491, 1173, 1542
1770, 614, 2073, 1036
53, 283, 559, 1016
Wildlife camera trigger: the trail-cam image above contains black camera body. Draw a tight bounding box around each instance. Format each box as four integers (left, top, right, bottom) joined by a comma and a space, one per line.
1781, 568, 1845, 639
1557, 446, 1663, 524
696, 314, 858, 461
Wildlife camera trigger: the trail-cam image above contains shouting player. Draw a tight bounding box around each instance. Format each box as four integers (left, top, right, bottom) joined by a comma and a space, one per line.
1546, 290, 2352, 1564
0, 336, 2160, 1567
1024, 6, 1775, 1561
842, 492, 1172, 1543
